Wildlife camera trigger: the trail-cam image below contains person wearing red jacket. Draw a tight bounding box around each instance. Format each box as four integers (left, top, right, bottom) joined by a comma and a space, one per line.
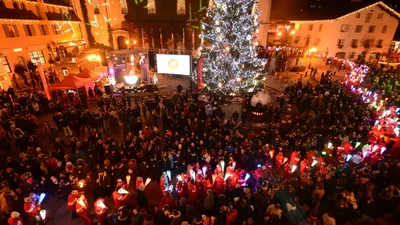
94, 198, 107, 224
225, 207, 238, 225
283, 163, 292, 179
158, 191, 176, 209
300, 159, 309, 174
275, 152, 284, 171
290, 150, 300, 166
188, 181, 198, 205
176, 181, 185, 199
23, 193, 40, 218
203, 179, 212, 196
8, 212, 24, 225
112, 187, 129, 210
67, 190, 80, 218
214, 173, 225, 194
76, 195, 91, 225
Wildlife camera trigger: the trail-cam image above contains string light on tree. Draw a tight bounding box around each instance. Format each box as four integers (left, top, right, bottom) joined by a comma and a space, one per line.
200, 0, 266, 94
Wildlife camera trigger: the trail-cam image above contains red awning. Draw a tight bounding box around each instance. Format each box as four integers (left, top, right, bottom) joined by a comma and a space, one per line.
50, 74, 91, 90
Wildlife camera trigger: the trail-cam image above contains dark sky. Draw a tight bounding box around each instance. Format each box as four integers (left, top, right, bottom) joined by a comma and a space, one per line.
271, 0, 400, 20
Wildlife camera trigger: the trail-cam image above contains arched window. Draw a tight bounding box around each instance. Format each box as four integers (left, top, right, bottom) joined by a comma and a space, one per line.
148, 0, 156, 14
177, 0, 186, 15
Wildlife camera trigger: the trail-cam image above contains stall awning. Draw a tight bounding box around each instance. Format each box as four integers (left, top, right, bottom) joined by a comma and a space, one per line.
50, 74, 90, 90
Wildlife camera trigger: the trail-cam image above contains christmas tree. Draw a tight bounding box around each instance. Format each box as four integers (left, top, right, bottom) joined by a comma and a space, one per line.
200, 0, 265, 94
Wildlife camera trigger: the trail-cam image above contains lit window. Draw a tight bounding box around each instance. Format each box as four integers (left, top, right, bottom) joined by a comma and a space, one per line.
148, 0, 156, 14
23, 25, 36, 36
365, 13, 372, 22
382, 25, 387, 33
2, 24, 19, 38
121, 0, 128, 14
177, 0, 186, 15
29, 51, 46, 65
340, 24, 350, 32
0, 56, 11, 73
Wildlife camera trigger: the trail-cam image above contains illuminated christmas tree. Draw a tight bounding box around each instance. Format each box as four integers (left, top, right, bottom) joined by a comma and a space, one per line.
200, 0, 265, 94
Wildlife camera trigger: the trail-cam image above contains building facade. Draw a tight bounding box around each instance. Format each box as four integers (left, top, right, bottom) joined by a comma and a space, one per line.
70, 0, 128, 49
0, 0, 86, 89
288, 1, 399, 60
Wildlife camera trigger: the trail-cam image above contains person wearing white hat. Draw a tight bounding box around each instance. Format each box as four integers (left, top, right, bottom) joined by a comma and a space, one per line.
8, 211, 24, 225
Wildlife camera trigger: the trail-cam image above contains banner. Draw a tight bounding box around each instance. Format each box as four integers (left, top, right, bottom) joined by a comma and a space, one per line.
38, 63, 51, 100
197, 57, 204, 90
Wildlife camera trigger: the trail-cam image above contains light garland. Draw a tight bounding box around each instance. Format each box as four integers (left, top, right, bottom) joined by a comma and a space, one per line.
4, 0, 72, 10
290, 1, 400, 23
0, 18, 40, 24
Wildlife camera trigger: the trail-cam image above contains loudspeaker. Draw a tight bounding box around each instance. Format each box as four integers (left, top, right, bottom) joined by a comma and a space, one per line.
148, 51, 155, 69
104, 84, 113, 94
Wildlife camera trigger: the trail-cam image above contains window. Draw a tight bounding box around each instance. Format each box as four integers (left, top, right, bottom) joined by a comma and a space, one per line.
148, 0, 156, 14
51, 24, 61, 34
93, 0, 100, 14
368, 26, 376, 33
355, 13, 361, 18
177, 0, 186, 15
12, 2, 20, 9
0, 56, 11, 73
351, 39, 358, 48
348, 52, 356, 59
354, 25, 363, 33
308, 24, 313, 31
23, 25, 36, 36
337, 39, 345, 47
365, 13, 372, 22
38, 25, 49, 35
340, 24, 350, 32
382, 25, 387, 33
120, 0, 128, 14
318, 24, 323, 31
377, 13, 383, 19
314, 38, 320, 45
376, 39, 383, 48
29, 51, 46, 65
2, 24, 20, 38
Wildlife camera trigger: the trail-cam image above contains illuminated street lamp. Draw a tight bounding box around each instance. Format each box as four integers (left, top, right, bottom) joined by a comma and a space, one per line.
308, 47, 318, 69
133, 40, 137, 46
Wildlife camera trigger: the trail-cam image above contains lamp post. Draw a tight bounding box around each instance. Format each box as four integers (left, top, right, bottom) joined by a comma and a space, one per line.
308, 47, 317, 69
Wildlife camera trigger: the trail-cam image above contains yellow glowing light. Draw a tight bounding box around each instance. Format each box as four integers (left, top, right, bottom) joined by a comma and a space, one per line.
309, 47, 318, 53
126, 40, 130, 44
291, 30, 295, 35
277, 32, 282, 36
133, 40, 137, 45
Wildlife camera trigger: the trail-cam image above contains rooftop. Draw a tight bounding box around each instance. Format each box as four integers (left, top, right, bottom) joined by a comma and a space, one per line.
0, 7, 40, 20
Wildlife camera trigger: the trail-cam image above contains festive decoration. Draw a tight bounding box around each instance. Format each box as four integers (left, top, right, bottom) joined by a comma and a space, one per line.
126, 175, 131, 185
39, 210, 46, 220
38, 193, 46, 204
200, 0, 265, 94
117, 188, 129, 194
145, 178, 151, 187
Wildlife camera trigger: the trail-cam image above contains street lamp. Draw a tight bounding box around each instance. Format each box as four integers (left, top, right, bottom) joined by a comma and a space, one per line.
133, 40, 137, 46
125, 40, 130, 48
308, 47, 318, 69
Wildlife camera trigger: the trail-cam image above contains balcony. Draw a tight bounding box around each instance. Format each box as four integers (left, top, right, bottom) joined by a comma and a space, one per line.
0, 7, 40, 20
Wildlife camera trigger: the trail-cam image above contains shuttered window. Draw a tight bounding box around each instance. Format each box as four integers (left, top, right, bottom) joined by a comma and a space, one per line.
23, 24, 36, 36
2, 24, 20, 38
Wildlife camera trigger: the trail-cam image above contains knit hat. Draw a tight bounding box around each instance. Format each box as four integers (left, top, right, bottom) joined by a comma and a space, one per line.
11, 211, 20, 219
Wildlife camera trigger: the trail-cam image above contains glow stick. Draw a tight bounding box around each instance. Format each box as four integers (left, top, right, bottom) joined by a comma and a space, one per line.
322, 151, 327, 156
77, 196, 86, 207
38, 193, 46, 204
311, 160, 317, 167
257, 164, 261, 168
40, 210, 46, 220
283, 157, 288, 164
362, 151, 368, 158
291, 165, 297, 173
396, 108, 400, 112
177, 175, 182, 181
166, 171, 171, 181
168, 185, 173, 192
232, 161, 236, 170
224, 173, 231, 181
244, 173, 250, 182
96, 200, 107, 209
380, 147, 386, 154
190, 170, 196, 181
197, 170, 203, 175
118, 188, 129, 194
78, 181, 84, 188
145, 178, 151, 187
346, 154, 352, 162
202, 166, 207, 175
374, 120, 379, 126
355, 142, 361, 148
220, 161, 225, 173
372, 145, 378, 152
395, 128, 399, 137
269, 151, 274, 158
126, 175, 131, 185
212, 174, 217, 184
328, 142, 332, 149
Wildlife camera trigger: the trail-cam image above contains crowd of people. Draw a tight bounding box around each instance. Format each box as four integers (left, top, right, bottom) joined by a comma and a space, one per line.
0, 64, 399, 225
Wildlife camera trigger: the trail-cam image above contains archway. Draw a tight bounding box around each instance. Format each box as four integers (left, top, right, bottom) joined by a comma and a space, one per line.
117, 36, 127, 50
